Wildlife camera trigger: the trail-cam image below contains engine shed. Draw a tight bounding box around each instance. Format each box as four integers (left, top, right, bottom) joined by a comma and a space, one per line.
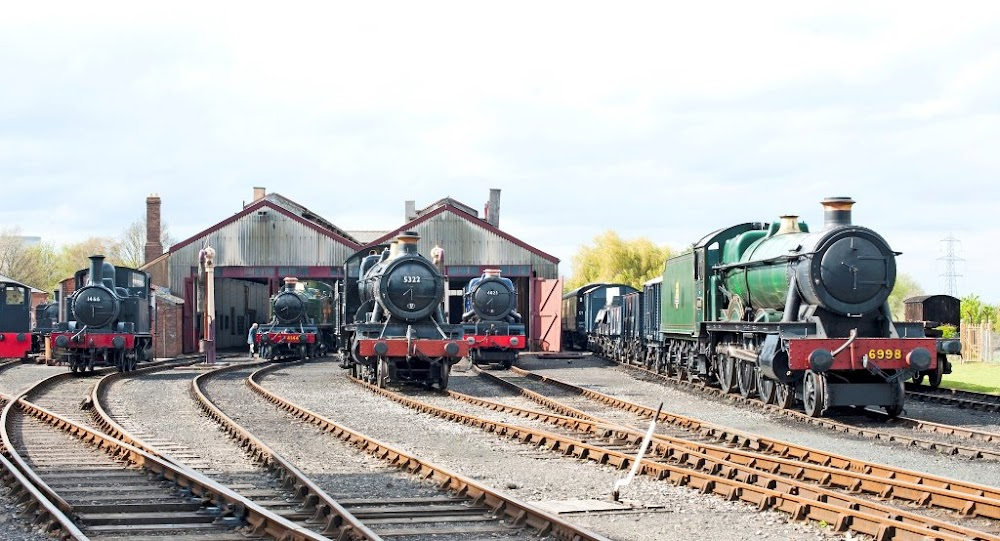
141, 187, 562, 355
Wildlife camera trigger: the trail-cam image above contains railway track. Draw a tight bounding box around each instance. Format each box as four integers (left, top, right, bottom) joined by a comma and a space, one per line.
906, 383, 1000, 413
611, 357, 1000, 461
239, 361, 611, 540
344, 365, 1000, 540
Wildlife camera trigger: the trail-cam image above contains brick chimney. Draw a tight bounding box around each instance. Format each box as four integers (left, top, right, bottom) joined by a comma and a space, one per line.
486, 188, 500, 227
253, 186, 266, 201
145, 193, 163, 264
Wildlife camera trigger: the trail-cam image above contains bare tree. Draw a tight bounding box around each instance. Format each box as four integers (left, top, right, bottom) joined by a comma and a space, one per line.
112, 214, 174, 268
0, 226, 32, 278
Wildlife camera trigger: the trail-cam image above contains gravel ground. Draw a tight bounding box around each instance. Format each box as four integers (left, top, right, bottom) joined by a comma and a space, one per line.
0, 363, 65, 397
260, 357, 860, 541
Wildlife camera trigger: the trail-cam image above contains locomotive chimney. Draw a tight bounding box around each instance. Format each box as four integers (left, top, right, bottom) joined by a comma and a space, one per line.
145, 193, 163, 264
486, 188, 500, 227
253, 186, 266, 201
776, 215, 799, 235
397, 231, 421, 255
88, 255, 105, 286
283, 276, 298, 291
821, 197, 855, 230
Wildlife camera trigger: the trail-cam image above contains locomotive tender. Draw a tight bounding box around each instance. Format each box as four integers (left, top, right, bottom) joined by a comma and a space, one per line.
338, 231, 468, 389
0, 277, 34, 361
51, 255, 153, 373
462, 269, 525, 368
256, 277, 336, 361
572, 197, 936, 418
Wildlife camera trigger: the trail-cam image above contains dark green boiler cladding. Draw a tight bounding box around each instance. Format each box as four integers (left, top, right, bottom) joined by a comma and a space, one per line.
718, 197, 897, 318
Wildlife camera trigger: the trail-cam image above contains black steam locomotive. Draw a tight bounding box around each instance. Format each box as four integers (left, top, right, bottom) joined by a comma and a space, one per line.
50, 255, 153, 373
462, 269, 525, 368
571, 197, 936, 418
337, 231, 467, 389
256, 277, 336, 361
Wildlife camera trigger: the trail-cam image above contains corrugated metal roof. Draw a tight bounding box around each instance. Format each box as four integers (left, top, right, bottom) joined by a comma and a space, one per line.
347, 230, 391, 244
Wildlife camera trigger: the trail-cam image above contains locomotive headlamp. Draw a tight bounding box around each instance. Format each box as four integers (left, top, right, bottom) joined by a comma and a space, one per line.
374, 341, 389, 355
906, 348, 932, 371
466, 336, 476, 345
509, 336, 520, 347
808, 349, 834, 373
444, 342, 460, 356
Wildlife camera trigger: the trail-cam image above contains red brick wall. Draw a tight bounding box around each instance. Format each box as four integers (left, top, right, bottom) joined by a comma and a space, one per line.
154, 298, 183, 359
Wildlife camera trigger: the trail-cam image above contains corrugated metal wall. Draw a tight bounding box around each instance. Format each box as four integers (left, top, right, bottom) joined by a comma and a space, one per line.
404, 212, 558, 279
211, 278, 271, 349
168, 211, 357, 295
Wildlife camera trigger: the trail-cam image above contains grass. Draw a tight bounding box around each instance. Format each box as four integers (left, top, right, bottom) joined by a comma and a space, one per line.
941, 360, 1000, 394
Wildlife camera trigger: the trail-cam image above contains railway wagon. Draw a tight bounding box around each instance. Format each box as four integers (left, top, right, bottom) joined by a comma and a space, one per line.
50, 255, 153, 373
461, 269, 525, 369
589, 197, 936, 418
256, 277, 336, 361
903, 294, 961, 388
0, 277, 33, 361
562, 283, 638, 351
338, 231, 468, 389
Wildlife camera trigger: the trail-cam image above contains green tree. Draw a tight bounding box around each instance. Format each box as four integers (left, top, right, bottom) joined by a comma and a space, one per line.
566, 231, 671, 291
887, 272, 924, 319
960, 294, 994, 324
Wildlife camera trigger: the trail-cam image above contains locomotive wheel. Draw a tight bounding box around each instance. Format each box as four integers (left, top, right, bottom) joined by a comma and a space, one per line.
377, 357, 389, 388
439, 363, 450, 390
756, 370, 776, 404
774, 382, 795, 409
716, 355, 737, 394
736, 361, 757, 398
802, 370, 827, 417
884, 381, 905, 418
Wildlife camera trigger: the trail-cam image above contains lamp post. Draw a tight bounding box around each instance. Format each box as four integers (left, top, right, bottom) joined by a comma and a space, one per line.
199, 246, 216, 364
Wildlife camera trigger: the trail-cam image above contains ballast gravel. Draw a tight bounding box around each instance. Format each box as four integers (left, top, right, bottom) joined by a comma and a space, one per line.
258, 357, 862, 541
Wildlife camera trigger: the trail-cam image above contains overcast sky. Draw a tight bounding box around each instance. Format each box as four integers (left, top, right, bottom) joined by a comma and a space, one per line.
2, 2, 998, 302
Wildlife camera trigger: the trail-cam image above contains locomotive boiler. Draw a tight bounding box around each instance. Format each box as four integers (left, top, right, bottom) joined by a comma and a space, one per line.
50, 255, 153, 373
339, 231, 467, 389
256, 277, 335, 361
462, 269, 525, 368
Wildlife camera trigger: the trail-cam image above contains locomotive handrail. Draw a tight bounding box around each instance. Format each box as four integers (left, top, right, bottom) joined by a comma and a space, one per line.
831, 328, 858, 356
711, 252, 802, 272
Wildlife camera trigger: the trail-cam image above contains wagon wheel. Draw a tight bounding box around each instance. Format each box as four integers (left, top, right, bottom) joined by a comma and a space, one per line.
737, 361, 757, 398
802, 370, 827, 417
756, 369, 776, 404
927, 356, 945, 388
377, 357, 390, 389
716, 354, 737, 394
774, 382, 795, 409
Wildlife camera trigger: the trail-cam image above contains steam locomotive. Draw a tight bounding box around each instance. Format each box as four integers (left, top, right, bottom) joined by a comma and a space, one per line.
337, 231, 468, 389
462, 269, 525, 368
50, 255, 153, 373
0, 277, 34, 361
256, 277, 336, 361
570, 197, 936, 418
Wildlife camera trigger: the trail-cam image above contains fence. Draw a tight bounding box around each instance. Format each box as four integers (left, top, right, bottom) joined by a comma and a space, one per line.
960, 321, 1000, 363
